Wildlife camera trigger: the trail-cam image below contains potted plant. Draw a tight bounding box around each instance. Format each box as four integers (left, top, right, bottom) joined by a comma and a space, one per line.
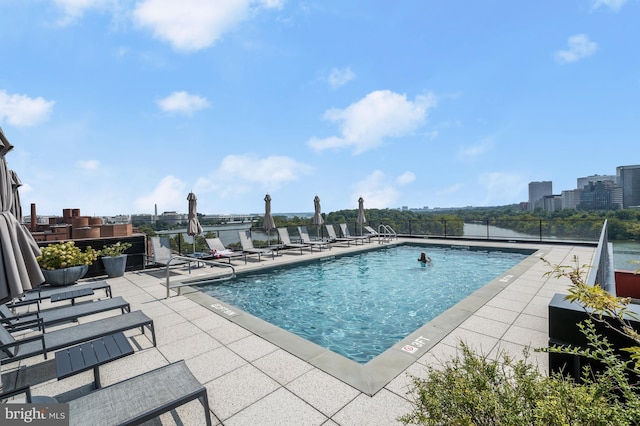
37, 241, 99, 286
99, 241, 132, 278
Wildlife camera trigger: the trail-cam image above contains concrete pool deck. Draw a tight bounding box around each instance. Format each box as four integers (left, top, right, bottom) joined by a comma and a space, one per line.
3, 238, 594, 425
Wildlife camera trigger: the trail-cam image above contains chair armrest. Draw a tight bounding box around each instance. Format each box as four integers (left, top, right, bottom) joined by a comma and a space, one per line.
3, 317, 45, 333
1, 333, 46, 354
0, 384, 32, 403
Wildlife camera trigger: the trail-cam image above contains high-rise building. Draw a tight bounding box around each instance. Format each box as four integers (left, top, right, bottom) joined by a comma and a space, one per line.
577, 174, 616, 189
617, 165, 640, 208
528, 181, 552, 211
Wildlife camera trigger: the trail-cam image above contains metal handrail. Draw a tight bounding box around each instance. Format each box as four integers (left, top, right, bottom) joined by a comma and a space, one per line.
165, 255, 235, 298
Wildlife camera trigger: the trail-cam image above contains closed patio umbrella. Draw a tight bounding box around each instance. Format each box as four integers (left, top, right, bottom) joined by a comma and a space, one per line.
187, 192, 203, 254
0, 127, 44, 305
356, 196, 366, 236
313, 195, 324, 239
263, 194, 276, 246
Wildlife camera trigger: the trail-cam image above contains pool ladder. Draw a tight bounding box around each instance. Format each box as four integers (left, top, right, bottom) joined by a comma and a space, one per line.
377, 224, 396, 243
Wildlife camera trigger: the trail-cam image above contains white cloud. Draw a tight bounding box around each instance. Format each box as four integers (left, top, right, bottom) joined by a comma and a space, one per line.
53, 0, 110, 26
195, 154, 313, 198
437, 183, 464, 195
76, 159, 100, 170
157, 91, 210, 116
591, 0, 628, 11
351, 170, 400, 208
328, 67, 355, 89
554, 34, 598, 63
477, 172, 526, 205
308, 90, 437, 155
396, 171, 415, 186
458, 136, 494, 161
0, 90, 55, 127
134, 0, 282, 52
134, 175, 187, 213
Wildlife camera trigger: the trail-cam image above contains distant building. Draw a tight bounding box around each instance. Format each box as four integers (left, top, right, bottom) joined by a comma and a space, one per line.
578, 180, 620, 211
561, 189, 582, 210
577, 174, 616, 189
617, 165, 640, 208
528, 181, 552, 211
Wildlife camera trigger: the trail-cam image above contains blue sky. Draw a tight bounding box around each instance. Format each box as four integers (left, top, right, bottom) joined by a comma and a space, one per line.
1, 0, 638, 217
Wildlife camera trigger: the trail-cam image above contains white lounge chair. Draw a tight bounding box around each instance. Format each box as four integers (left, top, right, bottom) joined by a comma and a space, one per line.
339, 223, 369, 244
205, 238, 246, 264
324, 225, 353, 247
149, 236, 193, 271
297, 226, 330, 251
276, 228, 311, 254
238, 231, 274, 262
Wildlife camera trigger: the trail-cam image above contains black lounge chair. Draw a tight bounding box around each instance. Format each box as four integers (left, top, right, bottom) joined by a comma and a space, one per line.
0, 296, 130, 328
276, 227, 311, 254
0, 310, 156, 365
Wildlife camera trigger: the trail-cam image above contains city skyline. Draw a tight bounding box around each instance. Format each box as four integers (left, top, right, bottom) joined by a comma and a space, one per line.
2, 1, 638, 216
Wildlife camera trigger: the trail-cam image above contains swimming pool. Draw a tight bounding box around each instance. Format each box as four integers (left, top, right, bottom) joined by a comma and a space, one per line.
199, 244, 528, 363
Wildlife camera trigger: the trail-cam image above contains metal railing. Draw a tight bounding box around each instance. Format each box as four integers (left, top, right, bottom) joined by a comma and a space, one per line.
164, 255, 235, 298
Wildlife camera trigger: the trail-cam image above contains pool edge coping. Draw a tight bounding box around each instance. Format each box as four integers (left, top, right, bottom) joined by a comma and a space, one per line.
180, 239, 553, 395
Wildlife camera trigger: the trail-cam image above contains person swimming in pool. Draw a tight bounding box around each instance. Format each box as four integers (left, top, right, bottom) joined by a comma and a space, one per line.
418, 252, 432, 265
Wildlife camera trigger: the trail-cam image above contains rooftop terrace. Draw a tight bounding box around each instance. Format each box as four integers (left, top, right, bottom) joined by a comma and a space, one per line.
2, 237, 594, 425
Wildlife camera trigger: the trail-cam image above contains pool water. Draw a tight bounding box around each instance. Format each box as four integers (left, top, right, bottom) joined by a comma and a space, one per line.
200, 245, 528, 363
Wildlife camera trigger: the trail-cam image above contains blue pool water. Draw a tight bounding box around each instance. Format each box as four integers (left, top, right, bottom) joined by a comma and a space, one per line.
200, 245, 528, 363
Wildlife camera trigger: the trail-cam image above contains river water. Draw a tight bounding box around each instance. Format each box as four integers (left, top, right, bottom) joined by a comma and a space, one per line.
463, 223, 639, 271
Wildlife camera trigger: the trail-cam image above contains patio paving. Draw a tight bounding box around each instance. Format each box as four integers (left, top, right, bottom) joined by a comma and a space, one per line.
1, 238, 594, 425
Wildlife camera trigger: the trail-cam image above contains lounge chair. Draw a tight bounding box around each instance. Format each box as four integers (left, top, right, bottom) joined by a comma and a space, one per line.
149, 236, 193, 271
276, 228, 311, 254
297, 226, 330, 251
0, 296, 130, 328
238, 231, 274, 262
205, 238, 246, 264
0, 310, 156, 365
68, 360, 212, 425
339, 223, 370, 244
8, 281, 112, 307
3, 361, 212, 425
324, 224, 353, 247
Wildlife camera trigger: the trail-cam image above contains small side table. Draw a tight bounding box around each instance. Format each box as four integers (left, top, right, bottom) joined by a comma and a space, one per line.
50, 287, 94, 306
55, 332, 134, 389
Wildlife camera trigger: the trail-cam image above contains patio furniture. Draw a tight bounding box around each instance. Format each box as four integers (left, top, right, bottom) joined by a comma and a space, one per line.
324, 224, 353, 246
7, 281, 112, 308
276, 227, 310, 254
2, 360, 212, 425
339, 223, 369, 244
297, 226, 331, 251
1, 310, 156, 365
205, 238, 246, 264
0, 296, 130, 328
55, 332, 134, 389
149, 236, 194, 271
67, 360, 212, 426
238, 231, 275, 262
